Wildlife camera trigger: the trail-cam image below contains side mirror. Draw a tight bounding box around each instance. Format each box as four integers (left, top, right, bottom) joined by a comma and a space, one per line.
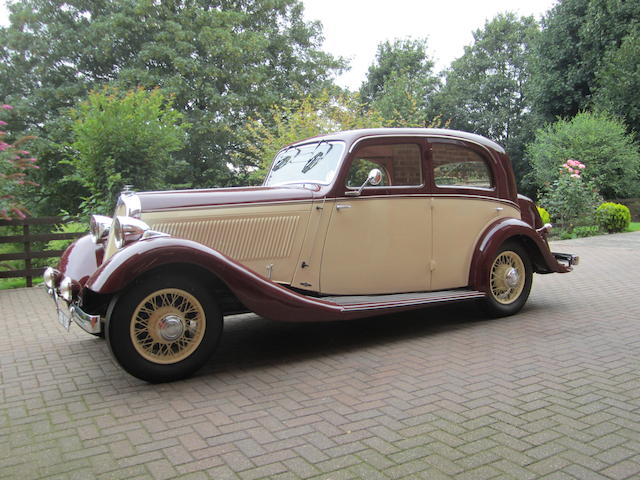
345, 168, 383, 197
368, 168, 383, 186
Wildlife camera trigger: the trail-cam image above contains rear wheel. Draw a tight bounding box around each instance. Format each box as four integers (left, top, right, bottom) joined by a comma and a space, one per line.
481, 242, 532, 318
106, 273, 222, 382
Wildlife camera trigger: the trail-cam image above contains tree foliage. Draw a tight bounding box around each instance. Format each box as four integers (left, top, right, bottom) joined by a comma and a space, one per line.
0, 0, 344, 213
434, 13, 539, 182
527, 112, 640, 199
530, 0, 640, 121
68, 87, 188, 214
359, 39, 440, 126
240, 90, 384, 182
594, 30, 640, 135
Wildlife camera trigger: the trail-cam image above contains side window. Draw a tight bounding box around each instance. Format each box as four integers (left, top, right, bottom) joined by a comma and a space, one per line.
431, 142, 493, 188
346, 143, 422, 188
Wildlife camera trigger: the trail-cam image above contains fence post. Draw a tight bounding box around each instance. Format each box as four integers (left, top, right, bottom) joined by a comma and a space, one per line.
23, 222, 32, 287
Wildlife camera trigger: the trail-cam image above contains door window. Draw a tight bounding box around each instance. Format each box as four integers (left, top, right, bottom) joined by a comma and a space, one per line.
347, 143, 422, 188
431, 143, 493, 189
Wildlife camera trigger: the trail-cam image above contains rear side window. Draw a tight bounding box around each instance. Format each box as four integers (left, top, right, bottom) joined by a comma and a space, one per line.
431, 143, 493, 188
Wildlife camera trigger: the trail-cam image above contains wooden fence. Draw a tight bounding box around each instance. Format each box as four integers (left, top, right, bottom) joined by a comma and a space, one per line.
0, 217, 86, 287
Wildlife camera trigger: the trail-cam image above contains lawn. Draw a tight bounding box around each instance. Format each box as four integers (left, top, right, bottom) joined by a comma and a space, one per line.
628, 222, 640, 232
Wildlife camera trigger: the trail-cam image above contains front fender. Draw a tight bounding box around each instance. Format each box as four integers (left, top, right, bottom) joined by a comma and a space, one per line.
469, 217, 570, 292
84, 237, 347, 322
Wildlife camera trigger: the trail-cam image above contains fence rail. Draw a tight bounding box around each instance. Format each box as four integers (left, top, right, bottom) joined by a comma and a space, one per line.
0, 216, 86, 287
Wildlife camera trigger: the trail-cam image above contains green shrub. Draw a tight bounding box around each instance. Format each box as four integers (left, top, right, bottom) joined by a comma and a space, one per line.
537, 206, 551, 224
46, 222, 87, 251
595, 202, 631, 233
573, 225, 600, 238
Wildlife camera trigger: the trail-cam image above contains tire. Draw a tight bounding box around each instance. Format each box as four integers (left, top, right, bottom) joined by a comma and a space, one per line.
105, 273, 222, 383
480, 241, 533, 318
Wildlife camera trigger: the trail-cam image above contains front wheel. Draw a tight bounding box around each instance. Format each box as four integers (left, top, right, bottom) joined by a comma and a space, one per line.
481, 242, 533, 318
106, 273, 222, 383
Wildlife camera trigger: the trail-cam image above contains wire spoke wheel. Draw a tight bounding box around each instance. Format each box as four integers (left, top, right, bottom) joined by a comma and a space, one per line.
130, 288, 206, 364
489, 250, 526, 305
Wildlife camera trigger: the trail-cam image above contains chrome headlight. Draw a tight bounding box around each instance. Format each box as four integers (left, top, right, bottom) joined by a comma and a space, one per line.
59, 276, 74, 302
43, 267, 59, 289
90, 215, 112, 243
113, 216, 150, 249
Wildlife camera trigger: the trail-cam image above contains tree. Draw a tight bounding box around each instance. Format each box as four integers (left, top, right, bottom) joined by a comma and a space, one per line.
359, 39, 440, 126
67, 87, 188, 214
529, 0, 640, 121
434, 13, 539, 183
0, 0, 344, 212
526, 111, 640, 199
594, 30, 640, 136
239, 90, 384, 182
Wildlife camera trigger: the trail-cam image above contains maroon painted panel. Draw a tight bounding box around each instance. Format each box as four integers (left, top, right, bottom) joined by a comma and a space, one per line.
84, 237, 481, 322
469, 217, 570, 293
137, 185, 317, 212
57, 234, 104, 287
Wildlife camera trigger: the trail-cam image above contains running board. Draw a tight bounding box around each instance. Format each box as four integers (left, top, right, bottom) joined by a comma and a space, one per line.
320, 289, 486, 313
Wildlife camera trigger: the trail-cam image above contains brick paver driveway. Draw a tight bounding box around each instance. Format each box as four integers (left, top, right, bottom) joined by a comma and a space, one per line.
1, 233, 640, 480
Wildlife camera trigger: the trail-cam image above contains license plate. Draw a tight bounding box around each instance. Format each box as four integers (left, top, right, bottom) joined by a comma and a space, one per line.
57, 304, 71, 331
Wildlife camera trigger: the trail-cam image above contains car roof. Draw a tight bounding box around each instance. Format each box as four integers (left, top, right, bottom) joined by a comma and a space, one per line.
288, 128, 506, 155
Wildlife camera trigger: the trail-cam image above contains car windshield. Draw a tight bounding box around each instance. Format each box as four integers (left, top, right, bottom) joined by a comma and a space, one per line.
264, 141, 345, 187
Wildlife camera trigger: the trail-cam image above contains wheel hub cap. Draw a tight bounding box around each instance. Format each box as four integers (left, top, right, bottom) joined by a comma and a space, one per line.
158, 315, 185, 341
505, 267, 520, 288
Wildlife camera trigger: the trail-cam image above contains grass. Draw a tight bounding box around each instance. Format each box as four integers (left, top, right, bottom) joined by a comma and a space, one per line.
0, 276, 43, 290
627, 222, 640, 232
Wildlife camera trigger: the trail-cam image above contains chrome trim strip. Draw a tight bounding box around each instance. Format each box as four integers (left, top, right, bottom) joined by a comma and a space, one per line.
349, 133, 504, 155
143, 198, 316, 213
144, 194, 520, 214
332, 194, 520, 210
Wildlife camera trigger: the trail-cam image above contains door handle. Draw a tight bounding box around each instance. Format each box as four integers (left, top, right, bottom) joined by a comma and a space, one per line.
336, 204, 352, 210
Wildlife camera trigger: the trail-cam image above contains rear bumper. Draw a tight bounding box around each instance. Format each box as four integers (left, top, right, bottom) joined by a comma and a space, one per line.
45, 286, 102, 335
553, 252, 580, 270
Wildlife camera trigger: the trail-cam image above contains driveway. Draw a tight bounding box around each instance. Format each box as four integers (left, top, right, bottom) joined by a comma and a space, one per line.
1, 233, 639, 479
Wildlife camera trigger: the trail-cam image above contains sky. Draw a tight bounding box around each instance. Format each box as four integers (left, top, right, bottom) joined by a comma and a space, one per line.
0, 0, 558, 90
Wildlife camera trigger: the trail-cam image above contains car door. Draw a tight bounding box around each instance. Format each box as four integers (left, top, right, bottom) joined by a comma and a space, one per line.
319, 139, 432, 295
428, 138, 520, 290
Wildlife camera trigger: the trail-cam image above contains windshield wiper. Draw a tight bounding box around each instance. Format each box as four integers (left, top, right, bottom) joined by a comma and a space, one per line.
302, 142, 333, 173
271, 147, 300, 171
302, 152, 323, 173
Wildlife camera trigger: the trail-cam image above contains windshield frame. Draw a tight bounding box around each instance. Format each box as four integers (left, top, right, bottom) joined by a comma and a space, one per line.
263, 140, 346, 187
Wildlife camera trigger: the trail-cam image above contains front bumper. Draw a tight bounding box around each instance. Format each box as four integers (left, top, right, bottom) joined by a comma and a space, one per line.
45, 286, 102, 335
553, 252, 580, 270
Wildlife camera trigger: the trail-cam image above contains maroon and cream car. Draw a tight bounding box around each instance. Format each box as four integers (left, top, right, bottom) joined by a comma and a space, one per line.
44, 128, 578, 382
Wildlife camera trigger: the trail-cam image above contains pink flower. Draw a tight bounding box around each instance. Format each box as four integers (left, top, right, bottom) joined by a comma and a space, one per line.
0, 120, 7, 126
1, 104, 14, 110
571, 173, 580, 178
578, 164, 585, 169
0, 142, 9, 151
567, 159, 578, 167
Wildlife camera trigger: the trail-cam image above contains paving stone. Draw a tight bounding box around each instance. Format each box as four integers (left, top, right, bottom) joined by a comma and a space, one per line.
1, 234, 640, 479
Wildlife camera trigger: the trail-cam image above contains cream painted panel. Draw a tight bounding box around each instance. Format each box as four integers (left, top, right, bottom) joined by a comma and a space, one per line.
431, 197, 520, 290
140, 202, 312, 284
320, 197, 431, 295
291, 199, 333, 292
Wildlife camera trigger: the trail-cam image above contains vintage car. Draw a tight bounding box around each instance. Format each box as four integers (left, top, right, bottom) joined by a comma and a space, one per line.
44, 128, 578, 382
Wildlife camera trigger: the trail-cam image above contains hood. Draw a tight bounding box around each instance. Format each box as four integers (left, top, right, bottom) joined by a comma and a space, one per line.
136, 185, 318, 212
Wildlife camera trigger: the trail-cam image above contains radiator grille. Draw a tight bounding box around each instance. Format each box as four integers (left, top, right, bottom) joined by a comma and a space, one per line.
150, 215, 301, 260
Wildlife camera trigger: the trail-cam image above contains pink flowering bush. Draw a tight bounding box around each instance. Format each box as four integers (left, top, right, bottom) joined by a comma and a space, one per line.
0, 105, 39, 219
540, 159, 601, 232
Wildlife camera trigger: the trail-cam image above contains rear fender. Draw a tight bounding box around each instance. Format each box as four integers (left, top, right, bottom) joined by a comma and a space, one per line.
469, 218, 570, 292
85, 237, 346, 322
